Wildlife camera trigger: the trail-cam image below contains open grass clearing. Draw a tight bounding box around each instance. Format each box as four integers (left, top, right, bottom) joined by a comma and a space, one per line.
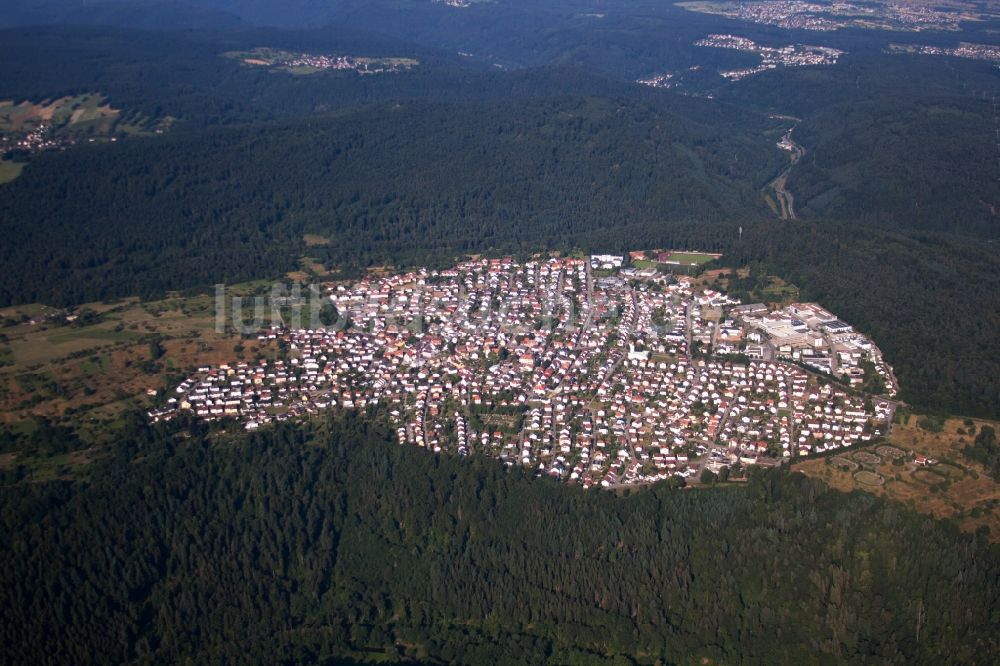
830, 456, 859, 471
854, 470, 884, 486
0, 285, 278, 426
0, 160, 25, 183
664, 251, 719, 266
304, 234, 331, 247
794, 412, 1000, 540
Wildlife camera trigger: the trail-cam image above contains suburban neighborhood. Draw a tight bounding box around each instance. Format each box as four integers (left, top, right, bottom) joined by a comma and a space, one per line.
694, 34, 844, 80
154, 254, 897, 487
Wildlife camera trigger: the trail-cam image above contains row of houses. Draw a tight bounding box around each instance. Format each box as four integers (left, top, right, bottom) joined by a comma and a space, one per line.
157, 256, 891, 486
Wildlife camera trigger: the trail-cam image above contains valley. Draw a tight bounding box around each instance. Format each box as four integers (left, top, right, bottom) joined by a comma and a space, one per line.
768, 126, 806, 219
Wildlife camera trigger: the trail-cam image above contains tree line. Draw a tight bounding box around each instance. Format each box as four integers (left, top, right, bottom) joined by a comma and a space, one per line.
0, 411, 998, 664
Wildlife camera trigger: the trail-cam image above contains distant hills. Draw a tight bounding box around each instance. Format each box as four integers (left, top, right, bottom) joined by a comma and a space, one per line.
0, 17, 997, 418
2, 6, 1000, 664
2, 0, 244, 29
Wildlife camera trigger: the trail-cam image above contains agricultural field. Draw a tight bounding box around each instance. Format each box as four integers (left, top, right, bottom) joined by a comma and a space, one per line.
0, 160, 24, 183
0, 93, 170, 182
0, 280, 344, 479
0, 288, 281, 431
795, 413, 1000, 539
0, 94, 120, 135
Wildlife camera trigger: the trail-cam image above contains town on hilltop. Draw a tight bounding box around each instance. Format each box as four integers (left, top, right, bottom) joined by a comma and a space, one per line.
677, 0, 994, 33
153, 253, 898, 487
695, 34, 844, 81
225, 48, 419, 75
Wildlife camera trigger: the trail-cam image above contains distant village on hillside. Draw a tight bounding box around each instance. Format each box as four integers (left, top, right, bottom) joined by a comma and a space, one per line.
695, 34, 843, 80
225, 48, 419, 75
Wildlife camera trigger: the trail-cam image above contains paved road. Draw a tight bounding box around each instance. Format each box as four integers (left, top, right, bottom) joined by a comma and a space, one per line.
714, 387, 744, 446
821, 328, 839, 375
773, 173, 797, 220
685, 301, 694, 361
769, 127, 806, 221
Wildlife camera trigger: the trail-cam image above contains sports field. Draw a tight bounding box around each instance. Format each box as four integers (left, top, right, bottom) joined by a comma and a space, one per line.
660, 251, 722, 266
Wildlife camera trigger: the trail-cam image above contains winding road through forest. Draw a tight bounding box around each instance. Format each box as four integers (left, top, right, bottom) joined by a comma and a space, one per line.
768, 127, 806, 220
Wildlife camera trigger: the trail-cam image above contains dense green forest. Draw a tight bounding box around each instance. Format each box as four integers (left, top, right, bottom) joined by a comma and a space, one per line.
2, 0, 245, 30
0, 95, 781, 305
788, 98, 1000, 237
1, 411, 998, 664
0, 24, 757, 127
719, 52, 1000, 238
2, 10, 1000, 664
964, 425, 1000, 478
0, 20, 996, 420
789, 94, 998, 236
11, 0, 997, 78
3, 82, 998, 418
726, 222, 1000, 420
0, 26, 555, 124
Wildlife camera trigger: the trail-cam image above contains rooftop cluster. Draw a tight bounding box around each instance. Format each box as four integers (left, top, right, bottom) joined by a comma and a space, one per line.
155, 256, 896, 486
695, 34, 843, 80
234, 48, 418, 74
0, 123, 75, 157
888, 42, 1000, 63
681, 0, 981, 33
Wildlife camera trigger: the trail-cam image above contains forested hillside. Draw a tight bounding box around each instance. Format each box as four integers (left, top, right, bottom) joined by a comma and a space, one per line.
0, 26, 487, 124
788, 99, 1000, 238
0, 96, 780, 305
789, 96, 998, 236
1, 24, 998, 417
2, 10, 1000, 664
1, 412, 998, 664
720, 53, 1000, 238
0, 26, 690, 126
730, 222, 1000, 420
2, 0, 244, 29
